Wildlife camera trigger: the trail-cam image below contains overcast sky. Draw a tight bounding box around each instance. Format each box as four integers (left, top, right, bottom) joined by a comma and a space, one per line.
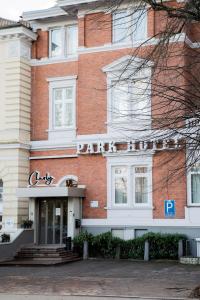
0, 0, 56, 21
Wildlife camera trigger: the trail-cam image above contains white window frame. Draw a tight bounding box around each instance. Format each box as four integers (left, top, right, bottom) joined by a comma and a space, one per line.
103, 55, 152, 135
112, 165, 129, 207
109, 77, 151, 124
49, 24, 78, 58
133, 166, 150, 207
112, 7, 147, 45
48, 76, 77, 133
187, 165, 200, 206
108, 156, 152, 209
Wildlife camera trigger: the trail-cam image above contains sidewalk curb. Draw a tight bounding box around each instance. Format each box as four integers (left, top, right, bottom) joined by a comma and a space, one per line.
0, 294, 196, 300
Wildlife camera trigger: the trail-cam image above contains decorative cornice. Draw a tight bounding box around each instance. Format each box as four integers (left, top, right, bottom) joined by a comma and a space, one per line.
0, 143, 30, 150
30, 140, 76, 151
30, 56, 78, 66
0, 26, 37, 41
23, 5, 68, 21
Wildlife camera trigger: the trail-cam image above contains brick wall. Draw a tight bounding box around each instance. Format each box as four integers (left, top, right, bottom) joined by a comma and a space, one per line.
30, 6, 192, 220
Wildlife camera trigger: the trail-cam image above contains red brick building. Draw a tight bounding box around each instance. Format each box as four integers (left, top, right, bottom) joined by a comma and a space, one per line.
14, 0, 200, 244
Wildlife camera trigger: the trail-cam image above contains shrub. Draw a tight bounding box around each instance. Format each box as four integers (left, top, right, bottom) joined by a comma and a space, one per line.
73, 231, 93, 255
73, 231, 187, 260
21, 219, 33, 229
91, 232, 122, 258
1, 233, 10, 243
142, 232, 186, 259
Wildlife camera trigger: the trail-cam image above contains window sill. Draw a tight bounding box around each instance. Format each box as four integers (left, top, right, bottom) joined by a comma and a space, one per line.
106, 120, 152, 126
107, 206, 153, 210
112, 39, 148, 46
47, 128, 76, 132
48, 55, 78, 60
31, 56, 78, 66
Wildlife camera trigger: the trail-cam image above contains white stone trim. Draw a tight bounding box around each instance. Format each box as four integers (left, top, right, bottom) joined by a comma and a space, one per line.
187, 167, 200, 207
57, 175, 78, 186
22, 5, 68, 21
30, 154, 78, 160
47, 75, 77, 82
48, 76, 77, 141
0, 26, 37, 41
58, 0, 97, 7
107, 155, 153, 210
102, 55, 153, 73
0, 143, 30, 150
30, 140, 76, 150
78, 33, 187, 55
103, 55, 152, 135
81, 218, 200, 227
31, 56, 78, 66
30, 19, 77, 31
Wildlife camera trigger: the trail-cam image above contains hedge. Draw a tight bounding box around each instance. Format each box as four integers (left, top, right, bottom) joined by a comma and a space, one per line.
73, 231, 186, 260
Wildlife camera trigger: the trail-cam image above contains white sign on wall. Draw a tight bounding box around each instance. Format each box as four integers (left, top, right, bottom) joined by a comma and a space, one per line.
5, 218, 14, 229
77, 138, 183, 155
90, 200, 99, 208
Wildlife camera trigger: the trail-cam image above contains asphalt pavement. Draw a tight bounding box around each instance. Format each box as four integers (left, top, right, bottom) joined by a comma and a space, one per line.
0, 260, 199, 299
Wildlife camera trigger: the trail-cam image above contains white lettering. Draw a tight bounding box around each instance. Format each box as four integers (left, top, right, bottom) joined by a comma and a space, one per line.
97, 141, 105, 153
86, 143, 94, 154
127, 141, 136, 152
108, 141, 117, 153
77, 143, 84, 154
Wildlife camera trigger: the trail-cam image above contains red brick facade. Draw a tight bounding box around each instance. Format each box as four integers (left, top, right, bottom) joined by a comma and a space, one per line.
28, 0, 198, 227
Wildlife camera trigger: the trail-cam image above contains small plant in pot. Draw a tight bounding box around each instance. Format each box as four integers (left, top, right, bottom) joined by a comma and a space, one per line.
1, 233, 10, 243
22, 219, 33, 229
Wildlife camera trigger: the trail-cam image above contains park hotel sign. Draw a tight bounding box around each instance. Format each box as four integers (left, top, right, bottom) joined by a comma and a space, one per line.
77, 138, 183, 155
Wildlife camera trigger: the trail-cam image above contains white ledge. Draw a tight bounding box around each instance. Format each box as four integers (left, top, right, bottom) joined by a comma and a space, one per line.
46, 75, 77, 82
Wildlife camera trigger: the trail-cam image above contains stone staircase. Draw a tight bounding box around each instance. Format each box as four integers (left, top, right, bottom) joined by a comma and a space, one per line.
0, 244, 81, 265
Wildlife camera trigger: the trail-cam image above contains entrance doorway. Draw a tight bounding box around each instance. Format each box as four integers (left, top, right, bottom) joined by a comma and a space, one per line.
38, 198, 68, 244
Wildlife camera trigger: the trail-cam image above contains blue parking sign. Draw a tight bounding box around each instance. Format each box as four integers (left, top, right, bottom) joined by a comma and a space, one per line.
164, 200, 176, 217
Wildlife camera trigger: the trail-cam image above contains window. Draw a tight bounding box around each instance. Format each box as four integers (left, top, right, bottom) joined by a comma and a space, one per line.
111, 79, 150, 123
53, 87, 74, 129
135, 167, 148, 204
66, 26, 78, 55
112, 8, 147, 44
48, 76, 77, 141
51, 28, 62, 57
50, 25, 78, 58
112, 165, 151, 206
189, 167, 200, 204
113, 166, 128, 204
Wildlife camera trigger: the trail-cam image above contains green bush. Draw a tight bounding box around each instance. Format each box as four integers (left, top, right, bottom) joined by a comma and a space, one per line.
142, 232, 186, 259
73, 231, 93, 255
91, 232, 121, 258
73, 231, 186, 260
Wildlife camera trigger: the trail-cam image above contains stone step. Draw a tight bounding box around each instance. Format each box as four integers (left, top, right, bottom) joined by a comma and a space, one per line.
19, 248, 67, 253
16, 253, 79, 259
14, 246, 80, 265
0, 257, 82, 266
17, 251, 70, 255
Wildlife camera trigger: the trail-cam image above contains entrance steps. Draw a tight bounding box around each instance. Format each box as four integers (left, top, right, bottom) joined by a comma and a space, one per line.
0, 244, 81, 265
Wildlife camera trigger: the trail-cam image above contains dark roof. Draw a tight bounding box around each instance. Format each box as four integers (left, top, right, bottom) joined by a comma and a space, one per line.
0, 17, 31, 30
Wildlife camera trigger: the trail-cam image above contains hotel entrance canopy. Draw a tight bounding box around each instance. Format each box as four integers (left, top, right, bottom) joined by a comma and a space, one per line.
16, 187, 85, 198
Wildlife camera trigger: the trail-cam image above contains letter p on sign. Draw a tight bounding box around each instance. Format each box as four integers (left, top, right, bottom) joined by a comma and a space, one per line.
164, 200, 176, 217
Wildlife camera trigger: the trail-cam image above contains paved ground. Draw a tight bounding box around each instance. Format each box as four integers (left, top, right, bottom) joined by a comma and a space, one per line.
0, 260, 199, 299
0, 296, 175, 300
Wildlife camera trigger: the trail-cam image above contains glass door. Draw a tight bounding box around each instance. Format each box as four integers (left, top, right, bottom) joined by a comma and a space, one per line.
38, 198, 68, 244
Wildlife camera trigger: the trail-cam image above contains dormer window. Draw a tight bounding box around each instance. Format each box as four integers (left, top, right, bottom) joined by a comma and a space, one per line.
49, 25, 78, 58
112, 8, 147, 44
51, 28, 62, 57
